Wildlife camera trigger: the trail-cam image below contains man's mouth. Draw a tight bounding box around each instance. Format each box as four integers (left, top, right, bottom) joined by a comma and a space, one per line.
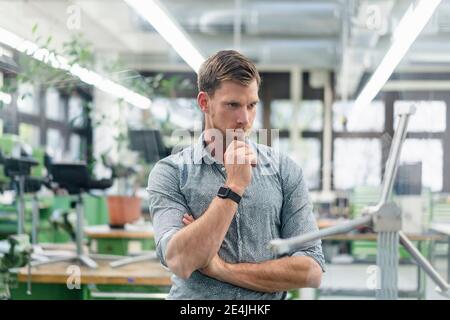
227, 129, 247, 141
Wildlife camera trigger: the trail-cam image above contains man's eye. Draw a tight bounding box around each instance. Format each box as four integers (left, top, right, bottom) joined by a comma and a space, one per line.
248, 103, 257, 109
228, 103, 239, 108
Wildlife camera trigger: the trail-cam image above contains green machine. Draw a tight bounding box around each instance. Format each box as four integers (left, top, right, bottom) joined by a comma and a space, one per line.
0, 134, 109, 242
0, 234, 32, 299
0, 134, 21, 191
0, 134, 50, 240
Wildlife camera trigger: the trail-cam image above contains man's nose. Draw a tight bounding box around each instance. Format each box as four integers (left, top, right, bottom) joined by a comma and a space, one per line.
236, 108, 249, 126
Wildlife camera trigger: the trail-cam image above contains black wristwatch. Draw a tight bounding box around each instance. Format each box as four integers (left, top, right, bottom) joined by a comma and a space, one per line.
217, 186, 242, 204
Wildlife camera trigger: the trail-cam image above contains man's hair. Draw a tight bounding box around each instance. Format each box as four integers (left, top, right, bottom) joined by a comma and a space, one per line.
198, 50, 261, 96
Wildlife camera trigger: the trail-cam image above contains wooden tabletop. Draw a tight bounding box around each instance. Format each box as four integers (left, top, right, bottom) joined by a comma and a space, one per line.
84, 224, 154, 239
16, 259, 172, 286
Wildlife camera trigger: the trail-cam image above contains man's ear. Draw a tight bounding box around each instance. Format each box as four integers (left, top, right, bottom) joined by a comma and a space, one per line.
197, 91, 209, 114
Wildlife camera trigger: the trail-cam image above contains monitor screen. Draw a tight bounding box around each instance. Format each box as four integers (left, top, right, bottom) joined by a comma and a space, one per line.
128, 130, 168, 163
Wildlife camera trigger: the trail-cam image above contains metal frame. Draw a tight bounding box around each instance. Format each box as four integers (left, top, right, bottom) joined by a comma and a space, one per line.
31, 194, 98, 269
270, 105, 450, 299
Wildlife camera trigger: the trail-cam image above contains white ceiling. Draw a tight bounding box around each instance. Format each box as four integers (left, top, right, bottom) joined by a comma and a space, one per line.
1, 0, 450, 98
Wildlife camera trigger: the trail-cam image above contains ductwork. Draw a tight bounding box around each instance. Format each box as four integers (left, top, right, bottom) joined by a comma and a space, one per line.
194, 2, 341, 36
0, 46, 19, 74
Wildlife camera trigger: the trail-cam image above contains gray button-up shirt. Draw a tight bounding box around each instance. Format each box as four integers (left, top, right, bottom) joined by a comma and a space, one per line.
147, 133, 325, 299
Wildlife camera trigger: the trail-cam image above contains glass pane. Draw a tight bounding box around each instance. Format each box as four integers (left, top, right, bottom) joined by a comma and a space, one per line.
254, 101, 264, 129
400, 139, 442, 192
151, 98, 202, 131
301, 100, 323, 131
0, 91, 11, 106
68, 95, 85, 127
271, 101, 291, 130
45, 87, 65, 121
19, 123, 40, 148
17, 83, 38, 114
271, 100, 323, 131
0, 119, 3, 134
69, 134, 81, 161
333, 100, 384, 132
46, 129, 65, 161
297, 138, 321, 190
334, 138, 381, 190
272, 137, 321, 190
394, 100, 446, 132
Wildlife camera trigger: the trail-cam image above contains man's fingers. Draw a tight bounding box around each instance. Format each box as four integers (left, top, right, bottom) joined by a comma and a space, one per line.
231, 150, 257, 165
249, 154, 257, 166
182, 217, 193, 226
225, 140, 258, 166
182, 213, 194, 226
227, 140, 248, 151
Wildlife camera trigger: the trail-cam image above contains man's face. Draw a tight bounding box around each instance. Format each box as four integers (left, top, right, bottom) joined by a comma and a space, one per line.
199, 79, 259, 140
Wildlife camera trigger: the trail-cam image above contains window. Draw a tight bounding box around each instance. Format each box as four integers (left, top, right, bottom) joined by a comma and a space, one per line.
46, 128, 65, 161
46, 87, 65, 121
0, 91, 11, 106
394, 100, 446, 132
151, 98, 203, 130
68, 94, 84, 127
19, 123, 40, 148
69, 134, 83, 161
254, 101, 264, 129
272, 137, 321, 190
333, 138, 382, 190
333, 100, 384, 132
271, 100, 323, 131
300, 100, 323, 131
17, 83, 38, 114
400, 139, 443, 192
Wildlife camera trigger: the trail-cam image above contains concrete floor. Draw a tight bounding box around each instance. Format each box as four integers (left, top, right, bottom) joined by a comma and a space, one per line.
299, 257, 449, 300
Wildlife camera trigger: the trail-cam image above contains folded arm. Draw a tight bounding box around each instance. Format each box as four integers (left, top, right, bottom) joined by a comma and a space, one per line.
165, 197, 238, 279
182, 214, 323, 292
202, 254, 323, 293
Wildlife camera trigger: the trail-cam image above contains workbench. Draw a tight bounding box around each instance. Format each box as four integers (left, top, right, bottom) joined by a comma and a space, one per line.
429, 222, 450, 282
85, 224, 155, 256
9, 257, 172, 300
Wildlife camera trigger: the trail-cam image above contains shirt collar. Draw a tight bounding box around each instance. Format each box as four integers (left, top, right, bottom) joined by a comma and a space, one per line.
193, 131, 218, 164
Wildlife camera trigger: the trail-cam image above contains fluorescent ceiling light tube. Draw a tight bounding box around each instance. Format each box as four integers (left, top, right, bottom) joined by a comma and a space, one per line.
0, 27, 151, 109
355, 0, 441, 107
125, 0, 205, 73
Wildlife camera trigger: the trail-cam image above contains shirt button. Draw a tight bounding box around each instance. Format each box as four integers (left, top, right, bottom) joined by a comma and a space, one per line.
221, 167, 225, 171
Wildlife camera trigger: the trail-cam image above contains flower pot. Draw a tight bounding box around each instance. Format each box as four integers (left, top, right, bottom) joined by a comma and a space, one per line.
107, 195, 141, 228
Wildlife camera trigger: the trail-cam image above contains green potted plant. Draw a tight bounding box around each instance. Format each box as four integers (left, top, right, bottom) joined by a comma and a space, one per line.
99, 99, 143, 228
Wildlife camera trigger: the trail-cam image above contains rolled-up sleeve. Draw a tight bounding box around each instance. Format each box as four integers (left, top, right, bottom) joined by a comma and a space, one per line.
147, 157, 189, 267
279, 155, 326, 272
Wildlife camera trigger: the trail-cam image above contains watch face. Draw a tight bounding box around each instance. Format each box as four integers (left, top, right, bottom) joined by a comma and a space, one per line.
218, 187, 229, 197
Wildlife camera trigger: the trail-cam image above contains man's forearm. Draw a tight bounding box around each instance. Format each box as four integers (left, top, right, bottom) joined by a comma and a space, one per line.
165, 197, 237, 279
214, 256, 322, 293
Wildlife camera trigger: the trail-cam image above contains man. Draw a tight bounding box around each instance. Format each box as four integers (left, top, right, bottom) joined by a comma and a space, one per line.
147, 50, 324, 299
